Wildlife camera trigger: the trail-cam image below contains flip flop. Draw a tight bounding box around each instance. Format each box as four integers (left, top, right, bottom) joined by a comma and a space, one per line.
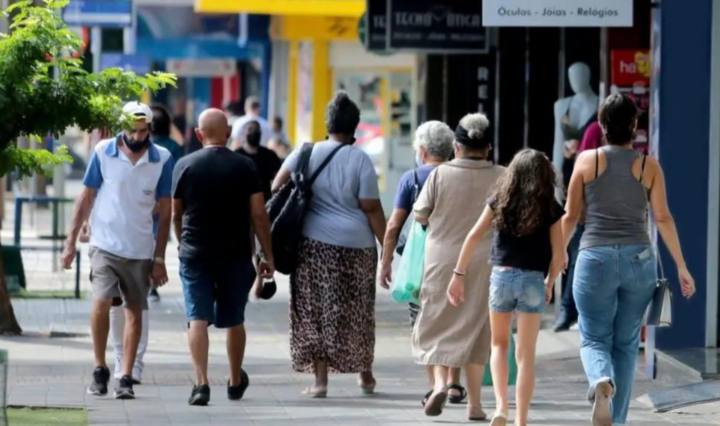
302, 386, 328, 398
467, 406, 487, 421
447, 383, 468, 404
421, 390, 433, 406
424, 390, 448, 417
358, 379, 376, 395
490, 411, 509, 426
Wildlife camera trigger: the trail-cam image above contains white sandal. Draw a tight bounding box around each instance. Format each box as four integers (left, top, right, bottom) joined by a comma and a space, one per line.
490, 411, 509, 426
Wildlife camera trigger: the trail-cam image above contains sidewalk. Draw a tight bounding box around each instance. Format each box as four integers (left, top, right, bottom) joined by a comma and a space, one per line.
2, 273, 718, 426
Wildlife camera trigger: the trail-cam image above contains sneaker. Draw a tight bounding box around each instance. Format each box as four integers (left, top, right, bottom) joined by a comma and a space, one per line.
227, 369, 249, 401
87, 366, 110, 396
114, 375, 136, 400
188, 384, 211, 406
149, 288, 160, 303
553, 312, 578, 332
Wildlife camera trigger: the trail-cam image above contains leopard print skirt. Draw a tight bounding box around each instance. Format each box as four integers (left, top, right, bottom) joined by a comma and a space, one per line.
290, 238, 377, 374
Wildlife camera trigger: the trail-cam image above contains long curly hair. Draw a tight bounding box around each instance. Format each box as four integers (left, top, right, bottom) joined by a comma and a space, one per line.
491, 149, 558, 236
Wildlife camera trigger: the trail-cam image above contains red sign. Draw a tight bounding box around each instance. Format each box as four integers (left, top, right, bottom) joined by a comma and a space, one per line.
611, 50, 651, 87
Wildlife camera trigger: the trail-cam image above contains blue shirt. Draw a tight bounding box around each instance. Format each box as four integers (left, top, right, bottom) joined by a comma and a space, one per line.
394, 165, 438, 211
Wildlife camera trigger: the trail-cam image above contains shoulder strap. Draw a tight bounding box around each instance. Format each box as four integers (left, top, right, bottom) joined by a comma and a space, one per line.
308, 144, 346, 184
639, 155, 648, 183
297, 143, 314, 176
595, 149, 599, 179
412, 169, 420, 203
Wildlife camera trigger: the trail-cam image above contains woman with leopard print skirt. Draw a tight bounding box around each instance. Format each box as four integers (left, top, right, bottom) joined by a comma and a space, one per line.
272, 92, 387, 397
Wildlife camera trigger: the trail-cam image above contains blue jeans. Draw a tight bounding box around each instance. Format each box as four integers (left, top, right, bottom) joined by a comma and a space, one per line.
561, 224, 585, 318
573, 244, 656, 425
490, 267, 546, 314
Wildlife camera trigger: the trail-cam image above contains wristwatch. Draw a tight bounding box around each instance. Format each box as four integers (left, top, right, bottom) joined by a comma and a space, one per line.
154, 257, 165, 265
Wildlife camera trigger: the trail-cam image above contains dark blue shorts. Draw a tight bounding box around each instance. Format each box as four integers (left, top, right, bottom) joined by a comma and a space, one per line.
179, 258, 256, 328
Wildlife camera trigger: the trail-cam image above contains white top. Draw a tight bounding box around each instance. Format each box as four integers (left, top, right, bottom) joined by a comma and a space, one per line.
83, 137, 175, 260
231, 114, 273, 147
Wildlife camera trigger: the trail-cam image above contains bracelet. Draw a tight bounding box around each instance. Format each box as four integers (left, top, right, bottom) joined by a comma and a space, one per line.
453, 269, 466, 277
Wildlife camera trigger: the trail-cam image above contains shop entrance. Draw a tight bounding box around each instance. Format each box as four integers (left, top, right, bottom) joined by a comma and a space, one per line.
333, 69, 415, 211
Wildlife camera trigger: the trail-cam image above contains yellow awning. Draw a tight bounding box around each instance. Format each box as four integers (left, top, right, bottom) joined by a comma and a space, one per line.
194, 0, 366, 17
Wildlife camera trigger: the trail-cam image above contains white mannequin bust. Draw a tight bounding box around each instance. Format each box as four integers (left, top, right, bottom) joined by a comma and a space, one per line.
553, 62, 599, 172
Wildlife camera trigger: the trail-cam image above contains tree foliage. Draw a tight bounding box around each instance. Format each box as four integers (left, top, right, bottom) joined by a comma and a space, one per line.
0, 0, 177, 178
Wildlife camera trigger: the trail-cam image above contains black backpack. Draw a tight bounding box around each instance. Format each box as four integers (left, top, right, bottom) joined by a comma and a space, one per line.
265, 142, 345, 274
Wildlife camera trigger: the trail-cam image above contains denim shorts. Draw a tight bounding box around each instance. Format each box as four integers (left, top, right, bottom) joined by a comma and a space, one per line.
489, 267, 546, 314
179, 258, 256, 328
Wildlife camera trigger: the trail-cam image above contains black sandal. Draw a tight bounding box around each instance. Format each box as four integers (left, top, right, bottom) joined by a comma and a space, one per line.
448, 384, 468, 404
421, 390, 433, 406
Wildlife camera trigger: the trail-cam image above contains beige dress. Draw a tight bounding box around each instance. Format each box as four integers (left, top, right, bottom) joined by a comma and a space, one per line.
412, 159, 504, 367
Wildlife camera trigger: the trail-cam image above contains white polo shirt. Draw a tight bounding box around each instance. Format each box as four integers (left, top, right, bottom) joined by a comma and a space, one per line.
83, 137, 175, 260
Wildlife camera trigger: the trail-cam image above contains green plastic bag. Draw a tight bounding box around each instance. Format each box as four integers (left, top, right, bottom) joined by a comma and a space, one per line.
391, 220, 426, 305
483, 334, 518, 386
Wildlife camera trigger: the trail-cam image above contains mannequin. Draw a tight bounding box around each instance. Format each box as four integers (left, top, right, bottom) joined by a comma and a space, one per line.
553, 62, 599, 173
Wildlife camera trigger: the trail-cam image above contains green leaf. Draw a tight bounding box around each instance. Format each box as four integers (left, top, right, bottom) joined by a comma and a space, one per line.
6, 1, 31, 13
47, 0, 70, 9
0, 1, 176, 178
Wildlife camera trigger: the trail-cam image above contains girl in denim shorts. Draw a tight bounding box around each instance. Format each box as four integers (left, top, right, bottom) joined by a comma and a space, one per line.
448, 149, 565, 426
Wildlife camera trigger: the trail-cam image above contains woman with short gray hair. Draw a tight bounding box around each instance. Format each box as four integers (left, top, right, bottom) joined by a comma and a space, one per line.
413, 113, 504, 420
379, 121, 460, 406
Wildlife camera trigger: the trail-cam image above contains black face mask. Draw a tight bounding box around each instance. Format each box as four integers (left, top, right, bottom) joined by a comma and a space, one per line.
123, 133, 150, 153
246, 130, 262, 147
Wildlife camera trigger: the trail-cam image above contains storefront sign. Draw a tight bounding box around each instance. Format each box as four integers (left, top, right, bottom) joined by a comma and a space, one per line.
101, 54, 151, 75
63, 0, 133, 28
611, 50, 651, 88
483, 0, 633, 27
166, 59, 236, 78
387, 0, 488, 53
363, 0, 388, 51
476, 53, 496, 123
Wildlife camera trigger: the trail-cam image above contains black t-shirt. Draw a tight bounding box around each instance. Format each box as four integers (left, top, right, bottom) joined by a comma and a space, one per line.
235, 146, 282, 202
172, 147, 262, 260
489, 198, 565, 274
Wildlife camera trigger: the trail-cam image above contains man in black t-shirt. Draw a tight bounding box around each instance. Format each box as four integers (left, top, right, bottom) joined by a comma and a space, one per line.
235, 120, 282, 202
172, 109, 274, 406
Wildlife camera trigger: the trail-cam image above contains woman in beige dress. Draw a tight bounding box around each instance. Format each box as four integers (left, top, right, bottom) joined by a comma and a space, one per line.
413, 113, 504, 421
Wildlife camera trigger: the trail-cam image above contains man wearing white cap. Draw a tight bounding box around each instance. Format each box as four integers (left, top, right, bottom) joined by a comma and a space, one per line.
62, 102, 175, 400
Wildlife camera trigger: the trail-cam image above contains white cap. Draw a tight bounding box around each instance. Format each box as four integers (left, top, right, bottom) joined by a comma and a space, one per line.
122, 101, 153, 123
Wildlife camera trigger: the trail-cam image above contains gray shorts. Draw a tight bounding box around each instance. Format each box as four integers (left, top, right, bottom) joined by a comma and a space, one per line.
89, 247, 152, 310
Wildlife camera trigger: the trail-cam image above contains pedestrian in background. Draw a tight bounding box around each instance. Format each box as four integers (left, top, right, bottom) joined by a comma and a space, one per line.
412, 113, 504, 420
555, 114, 606, 332
450, 149, 565, 426
172, 109, 274, 406
379, 120, 467, 406
235, 120, 282, 203
231, 96, 273, 148
563, 94, 696, 425
272, 91, 386, 398
223, 100, 244, 128
63, 102, 174, 400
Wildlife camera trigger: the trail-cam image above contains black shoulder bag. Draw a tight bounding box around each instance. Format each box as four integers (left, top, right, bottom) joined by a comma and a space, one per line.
265, 143, 345, 274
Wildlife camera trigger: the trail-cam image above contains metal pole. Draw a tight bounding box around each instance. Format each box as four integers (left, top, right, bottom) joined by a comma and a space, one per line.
91, 26, 102, 74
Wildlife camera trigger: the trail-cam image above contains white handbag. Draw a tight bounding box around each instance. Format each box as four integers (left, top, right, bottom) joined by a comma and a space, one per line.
646, 252, 672, 327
